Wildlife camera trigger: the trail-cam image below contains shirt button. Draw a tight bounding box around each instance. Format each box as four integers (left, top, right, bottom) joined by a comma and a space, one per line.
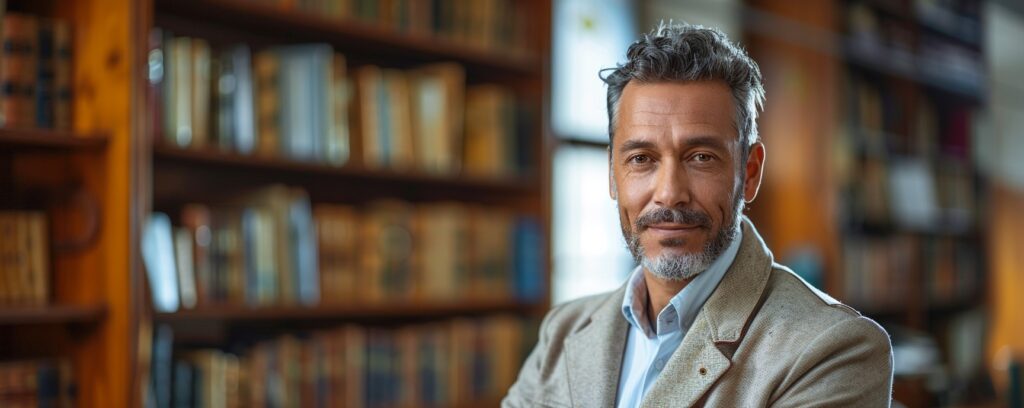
655, 359, 666, 370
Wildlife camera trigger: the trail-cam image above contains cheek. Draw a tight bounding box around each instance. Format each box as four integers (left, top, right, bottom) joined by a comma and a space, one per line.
693, 173, 739, 221
614, 172, 650, 223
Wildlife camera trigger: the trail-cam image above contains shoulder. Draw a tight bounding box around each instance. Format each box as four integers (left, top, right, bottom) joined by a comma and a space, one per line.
759, 264, 891, 349
538, 290, 620, 340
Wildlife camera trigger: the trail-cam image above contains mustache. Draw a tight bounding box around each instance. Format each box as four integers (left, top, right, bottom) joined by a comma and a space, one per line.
635, 207, 712, 231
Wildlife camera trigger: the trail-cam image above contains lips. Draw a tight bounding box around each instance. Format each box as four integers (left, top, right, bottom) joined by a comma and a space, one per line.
644, 223, 702, 241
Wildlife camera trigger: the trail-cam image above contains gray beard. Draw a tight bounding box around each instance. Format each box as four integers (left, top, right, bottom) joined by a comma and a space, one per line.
622, 188, 744, 282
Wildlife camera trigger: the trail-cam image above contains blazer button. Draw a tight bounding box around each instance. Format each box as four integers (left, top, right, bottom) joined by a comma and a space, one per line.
699, 367, 707, 375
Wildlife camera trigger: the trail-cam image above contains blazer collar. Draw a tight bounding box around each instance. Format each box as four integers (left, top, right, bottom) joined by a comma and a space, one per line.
563, 217, 775, 407
643, 217, 776, 406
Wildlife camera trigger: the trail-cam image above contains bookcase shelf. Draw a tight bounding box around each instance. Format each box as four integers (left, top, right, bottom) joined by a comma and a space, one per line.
154, 299, 541, 323
843, 43, 985, 104
0, 304, 107, 326
134, 0, 552, 405
154, 0, 540, 78
0, 128, 108, 152
152, 144, 539, 203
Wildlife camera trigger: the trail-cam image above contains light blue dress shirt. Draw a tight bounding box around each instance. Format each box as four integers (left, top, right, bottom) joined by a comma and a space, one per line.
615, 226, 743, 408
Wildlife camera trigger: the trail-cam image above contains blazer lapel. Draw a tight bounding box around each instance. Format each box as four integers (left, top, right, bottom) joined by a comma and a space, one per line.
640, 313, 730, 408
641, 218, 775, 407
564, 286, 629, 408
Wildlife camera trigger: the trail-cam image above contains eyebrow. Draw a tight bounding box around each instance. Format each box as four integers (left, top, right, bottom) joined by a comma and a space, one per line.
618, 140, 657, 154
617, 136, 729, 155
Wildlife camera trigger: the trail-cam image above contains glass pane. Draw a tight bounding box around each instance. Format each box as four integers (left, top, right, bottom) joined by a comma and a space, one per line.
552, 145, 636, 304
552, 0, 636, 142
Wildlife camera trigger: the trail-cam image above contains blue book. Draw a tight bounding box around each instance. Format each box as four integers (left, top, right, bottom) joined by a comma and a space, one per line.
513, 217, 544, 302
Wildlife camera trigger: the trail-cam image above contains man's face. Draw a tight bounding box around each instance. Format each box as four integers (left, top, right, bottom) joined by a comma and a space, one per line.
610, 80, 764, 281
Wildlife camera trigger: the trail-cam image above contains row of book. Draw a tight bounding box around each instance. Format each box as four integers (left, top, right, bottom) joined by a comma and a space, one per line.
841, 156, 976, 232
238, 0, 530, 56
839, 74, 977, 232
149, 316, 534, 408
0, 211, 49, 306
1, 11, 72, 129
142, 185, 544, 312
0, 359, 74, 407
844, 72, 972, 158
151, 32, 531, 177
842, 234, 981, 308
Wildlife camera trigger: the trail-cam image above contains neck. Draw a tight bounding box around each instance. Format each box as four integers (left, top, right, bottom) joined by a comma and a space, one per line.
642, 269, 690, 327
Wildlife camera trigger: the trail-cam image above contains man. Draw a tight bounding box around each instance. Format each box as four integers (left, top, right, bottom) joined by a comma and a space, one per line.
503, 23, 893, 407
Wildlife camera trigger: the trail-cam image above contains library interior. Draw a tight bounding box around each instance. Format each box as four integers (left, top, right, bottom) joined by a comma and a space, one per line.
1, 0, 1022, 407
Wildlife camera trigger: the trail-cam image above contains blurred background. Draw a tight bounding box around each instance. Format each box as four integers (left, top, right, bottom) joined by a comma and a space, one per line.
0, 0, 1020, 407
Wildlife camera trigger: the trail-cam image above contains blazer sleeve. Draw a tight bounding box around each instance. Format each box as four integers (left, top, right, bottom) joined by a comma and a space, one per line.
770, 315, 894, 408
502, 304, 566, 408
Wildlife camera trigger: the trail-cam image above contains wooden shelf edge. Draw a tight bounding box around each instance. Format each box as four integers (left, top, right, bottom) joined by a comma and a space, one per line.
154, 299, 544, 322
0, 304, 108, 325
152, 144, 538, 194
155, 0, 540, 76
0, 128, 109, 151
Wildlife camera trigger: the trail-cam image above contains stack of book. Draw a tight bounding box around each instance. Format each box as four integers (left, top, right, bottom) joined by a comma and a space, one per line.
0, 11, 73, 129
0, 359, 74, 407
236, 0, 529, 56
0, 211, 49, 306
151, 316, 533, 407
842, 234, 981, 310
151, 33, 530, 177
142, 185, 544, 312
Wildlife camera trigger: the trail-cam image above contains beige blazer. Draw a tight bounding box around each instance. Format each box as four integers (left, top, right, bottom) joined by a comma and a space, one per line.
503, 219, 893, 407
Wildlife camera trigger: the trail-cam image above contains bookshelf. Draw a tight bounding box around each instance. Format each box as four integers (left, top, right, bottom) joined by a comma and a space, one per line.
0, 128, 107, 151
155, 300, 541, 323
134, 0, 552, 406
0, 304, 107, 326
746, 0, 990, 406
1, 0, 138, 406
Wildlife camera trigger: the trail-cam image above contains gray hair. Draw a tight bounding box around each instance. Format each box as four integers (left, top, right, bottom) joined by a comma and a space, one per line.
601, 22, 766, 158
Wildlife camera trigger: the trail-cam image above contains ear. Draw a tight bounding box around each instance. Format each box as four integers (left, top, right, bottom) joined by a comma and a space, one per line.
743, 142, 765, 203
608, 146, 618, 200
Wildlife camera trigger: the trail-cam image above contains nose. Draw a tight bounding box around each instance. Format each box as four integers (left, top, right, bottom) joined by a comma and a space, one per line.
652, 160, 690, 208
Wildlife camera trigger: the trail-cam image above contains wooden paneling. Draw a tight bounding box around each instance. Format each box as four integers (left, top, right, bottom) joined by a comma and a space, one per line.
987, 185, 1024, 391
54, 0, 137, 406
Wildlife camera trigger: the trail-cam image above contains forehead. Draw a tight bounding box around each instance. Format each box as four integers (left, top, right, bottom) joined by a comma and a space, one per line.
615, 80, 736, 145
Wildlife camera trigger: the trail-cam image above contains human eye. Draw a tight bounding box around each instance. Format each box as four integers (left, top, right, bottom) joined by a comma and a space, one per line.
691, 152, 716, 163
627, 154, 652, 166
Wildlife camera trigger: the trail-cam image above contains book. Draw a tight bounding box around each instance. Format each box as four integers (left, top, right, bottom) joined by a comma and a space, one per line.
0, 211, 50, 306
190, 38, 212, 148
0, 359, 75, 407
277, 44, 332, 161
168, 36, 193, 148
324, 52, 351, 166
409, 63, 465, 175
2, 13, 39, 128
253, 49, 281, 157
142, 212, 180, 313
173, 227, 198, 309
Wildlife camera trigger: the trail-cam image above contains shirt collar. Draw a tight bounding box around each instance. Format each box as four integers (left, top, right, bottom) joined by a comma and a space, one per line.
621, 224, 743, 338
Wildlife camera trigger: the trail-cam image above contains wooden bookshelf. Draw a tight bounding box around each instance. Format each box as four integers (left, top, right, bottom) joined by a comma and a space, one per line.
746, 0, 990, 406
133, 0, 553, 406
154, 300, 541, 323
152, 144, 539, 204
0, 304, 107, 326
153, 0, 540, 77
0, 0, 138, 406
0, 128, 108, 151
